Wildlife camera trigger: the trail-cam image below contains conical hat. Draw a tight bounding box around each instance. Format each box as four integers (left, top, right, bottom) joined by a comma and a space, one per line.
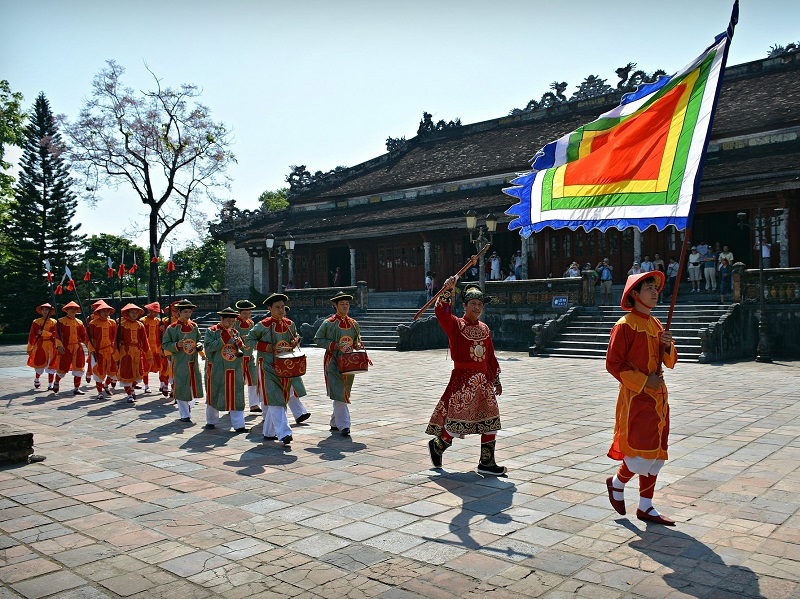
62, 301, 81, 312
121, 303, 144, 314
144, 301, 162, 312
620, 271, 665, 311
92, 300, 115, 314
36, 303, 55, 315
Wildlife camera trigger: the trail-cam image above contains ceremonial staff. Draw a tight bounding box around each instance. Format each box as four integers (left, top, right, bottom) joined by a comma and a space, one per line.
413, 244, 492, 320
116, 249, 126, 348
131, 251, 139, 300
64, 266, 88, 319
36, 259, 60, 345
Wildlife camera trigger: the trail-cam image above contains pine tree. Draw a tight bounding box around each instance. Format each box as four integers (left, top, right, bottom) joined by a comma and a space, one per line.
0, 93, 84, 333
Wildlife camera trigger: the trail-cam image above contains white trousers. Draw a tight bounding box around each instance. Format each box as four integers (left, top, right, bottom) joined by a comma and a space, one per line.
623, 456, 665, 476
330, 401, 351, 430
177, 400, 193, 419
247, 385, 261, 407
703, 266, 716, 289
287, 391, 309, 419
263, 405, 292, 439
206, 405, 245, 430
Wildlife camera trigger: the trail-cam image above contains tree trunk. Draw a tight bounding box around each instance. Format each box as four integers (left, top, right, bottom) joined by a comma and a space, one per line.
149, 209, 159, 302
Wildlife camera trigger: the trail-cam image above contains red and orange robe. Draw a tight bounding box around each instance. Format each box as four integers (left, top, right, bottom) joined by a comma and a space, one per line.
141, 314, 168, 385
27, 317, 62, 371
118, 316, 150, 385
426, 298, 501, 437
87, 318, 118, 382
51, 316, 87, 376
606, 308, 677, 462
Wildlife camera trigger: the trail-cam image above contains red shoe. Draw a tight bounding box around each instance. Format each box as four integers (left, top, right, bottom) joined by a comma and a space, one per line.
636, 507, 675, 526
606, 477, 626, 515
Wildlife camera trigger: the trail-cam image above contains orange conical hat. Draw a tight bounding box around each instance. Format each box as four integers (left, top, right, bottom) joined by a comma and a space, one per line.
62, 301, 81, 312
92, 300, 115, 314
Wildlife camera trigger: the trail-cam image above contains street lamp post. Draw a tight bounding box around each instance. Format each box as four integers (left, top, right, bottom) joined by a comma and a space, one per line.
737, 207, 783, 363
465, 210, 497, 289
265, 233, 297, 292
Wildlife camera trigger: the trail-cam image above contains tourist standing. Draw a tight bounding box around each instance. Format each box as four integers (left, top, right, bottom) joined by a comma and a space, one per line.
597, 258, 614, 305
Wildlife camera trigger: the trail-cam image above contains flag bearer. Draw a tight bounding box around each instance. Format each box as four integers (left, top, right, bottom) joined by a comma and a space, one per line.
605, 270, 677, 526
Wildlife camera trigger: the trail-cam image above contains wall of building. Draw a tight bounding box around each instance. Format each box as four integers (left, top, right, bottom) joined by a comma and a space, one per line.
225, 241, 252, 300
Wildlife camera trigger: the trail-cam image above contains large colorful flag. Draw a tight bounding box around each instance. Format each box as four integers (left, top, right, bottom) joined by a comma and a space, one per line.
504, 2, 738, 236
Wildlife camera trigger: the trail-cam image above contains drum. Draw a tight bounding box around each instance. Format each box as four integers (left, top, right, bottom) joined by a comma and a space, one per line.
337, 350, 371, 374
273, 348, 307, 378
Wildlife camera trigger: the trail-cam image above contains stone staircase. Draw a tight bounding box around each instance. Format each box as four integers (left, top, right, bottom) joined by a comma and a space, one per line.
357, 308, 420, 350
539, 303, 732, 361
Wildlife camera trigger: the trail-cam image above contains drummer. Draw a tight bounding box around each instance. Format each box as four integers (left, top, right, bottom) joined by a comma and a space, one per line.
203, 307, 248, 432
162, 299, 204, 423
313, 291, 364, 437
248, 293, 310, 445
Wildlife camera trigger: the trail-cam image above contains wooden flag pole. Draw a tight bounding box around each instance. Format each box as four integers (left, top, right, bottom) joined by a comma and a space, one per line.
665, 228, 692, 331
413, 243, 492, 320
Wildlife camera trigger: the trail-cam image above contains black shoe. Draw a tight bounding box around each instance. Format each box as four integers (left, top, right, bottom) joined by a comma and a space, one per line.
281, 434, 293, 445
234, 427, 248, 433
340, 428, 350, 436
263, 435, 278, 441
204, 423, 216, 430
73, 388, 85, 396
249, 406, 262, 413
477, 463, 508, 476
296, 413, 311, 424
179, 417, 192, 423
330, 426, 339, 431
52, 381, 60, 393
428, 438, 443, 469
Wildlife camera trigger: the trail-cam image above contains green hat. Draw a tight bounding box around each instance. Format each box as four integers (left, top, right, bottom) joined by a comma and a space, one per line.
329, 291, 354, 303
174, 298, 197, 310
217, 307, 239, 317
263, 293, 289, 307
235, 299, 257, 310
462, 286, 487, 304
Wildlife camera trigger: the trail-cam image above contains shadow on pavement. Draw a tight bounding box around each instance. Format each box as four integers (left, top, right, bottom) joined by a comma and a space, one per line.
224, 445, 298, 475
135, 419, 197, 443
303, 435, 367, 461
620, 520, 764, 598
424, 472, 529, 558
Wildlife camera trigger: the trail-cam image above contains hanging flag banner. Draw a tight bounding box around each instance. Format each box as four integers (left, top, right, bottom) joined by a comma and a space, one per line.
504, 2, 738, 236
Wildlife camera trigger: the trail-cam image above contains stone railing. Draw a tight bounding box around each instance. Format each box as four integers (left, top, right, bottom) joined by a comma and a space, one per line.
697, 303, 750, 363
530, 306, 581, 355
736, 267, 800, 303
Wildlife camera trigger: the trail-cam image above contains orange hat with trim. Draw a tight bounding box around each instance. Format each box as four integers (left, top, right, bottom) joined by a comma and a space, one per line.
92, 300, 115, 314
36, 303, 55, 315
121, 303, 144, 315
144, 301, 162, 312
62, 301, 81, 312
620, 271, 665, 311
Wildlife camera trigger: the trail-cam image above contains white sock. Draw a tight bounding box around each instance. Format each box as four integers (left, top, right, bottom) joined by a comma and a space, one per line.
611, 475, 625, 501
638, 497, 660, 516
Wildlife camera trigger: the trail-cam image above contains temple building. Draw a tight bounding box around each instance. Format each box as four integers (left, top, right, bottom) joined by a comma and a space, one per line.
211, 51, 800, 299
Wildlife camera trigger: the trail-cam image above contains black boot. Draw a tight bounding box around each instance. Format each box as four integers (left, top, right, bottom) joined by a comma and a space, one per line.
428, 435, 451, 469
477, 440, 507, 476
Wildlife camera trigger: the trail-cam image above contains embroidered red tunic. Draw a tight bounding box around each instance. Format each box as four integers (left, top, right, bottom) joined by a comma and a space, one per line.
425, 297, 501, 437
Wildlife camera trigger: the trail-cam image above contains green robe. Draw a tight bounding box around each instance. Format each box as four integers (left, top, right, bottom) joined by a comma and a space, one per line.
247, 317, 307, 407
203, 324, 245, 412
162, 321, 204, 402
313, 314, 361, 403
235, 316, 258, 389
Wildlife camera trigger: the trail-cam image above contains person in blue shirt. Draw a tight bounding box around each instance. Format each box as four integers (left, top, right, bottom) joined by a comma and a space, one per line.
596, 258, 614, 305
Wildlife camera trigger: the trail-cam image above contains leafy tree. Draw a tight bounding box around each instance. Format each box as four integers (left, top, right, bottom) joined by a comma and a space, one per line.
0, 80, 26, 201
1, 93, 82, 333
63, 61, 235, 301
171, 236, 225, 293
79, 234, 148, 303
259, 187, 289, 211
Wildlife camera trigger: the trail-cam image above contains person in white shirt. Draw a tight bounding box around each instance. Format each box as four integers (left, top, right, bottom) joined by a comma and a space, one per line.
640, 256, 654, 272
489, 252, 501, 280
755, 241, 771, 268
628, 262, 643, 276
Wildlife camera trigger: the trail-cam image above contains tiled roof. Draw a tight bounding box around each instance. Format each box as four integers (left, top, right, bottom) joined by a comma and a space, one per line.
291, 55, 800, 202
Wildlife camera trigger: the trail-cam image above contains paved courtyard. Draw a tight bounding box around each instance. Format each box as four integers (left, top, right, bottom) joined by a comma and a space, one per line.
1, 343, 799, 599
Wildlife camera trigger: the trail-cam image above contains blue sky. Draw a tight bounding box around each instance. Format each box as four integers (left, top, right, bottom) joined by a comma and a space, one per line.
2, 0, 797, 247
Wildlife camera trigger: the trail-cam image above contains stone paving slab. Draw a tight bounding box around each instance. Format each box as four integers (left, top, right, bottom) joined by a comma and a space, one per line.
1, 344, 799, 598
